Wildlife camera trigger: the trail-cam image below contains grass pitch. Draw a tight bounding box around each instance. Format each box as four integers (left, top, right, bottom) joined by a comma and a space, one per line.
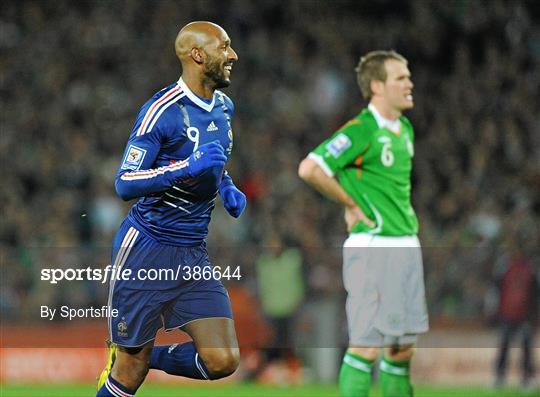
1, 383, 537, 397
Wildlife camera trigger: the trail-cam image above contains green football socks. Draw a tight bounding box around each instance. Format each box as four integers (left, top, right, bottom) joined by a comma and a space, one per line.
379, 357, 413, 397
339, 352, 374, 397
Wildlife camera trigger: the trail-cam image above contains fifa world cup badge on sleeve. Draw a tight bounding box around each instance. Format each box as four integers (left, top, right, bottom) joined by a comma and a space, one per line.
122, 145, 147, 170
326, 133, 351, 158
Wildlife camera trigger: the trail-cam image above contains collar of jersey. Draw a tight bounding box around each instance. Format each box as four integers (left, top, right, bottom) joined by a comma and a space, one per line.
368, 103, 400, 133
177, 77, 216, 112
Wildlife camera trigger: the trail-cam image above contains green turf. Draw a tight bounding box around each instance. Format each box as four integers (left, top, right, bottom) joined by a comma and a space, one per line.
0, 383, 537, 397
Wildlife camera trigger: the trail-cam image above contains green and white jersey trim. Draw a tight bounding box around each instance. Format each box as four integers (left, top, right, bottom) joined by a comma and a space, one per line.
362, 193, 383, 235
308, 152, 335, 177
368, 103, 400, 133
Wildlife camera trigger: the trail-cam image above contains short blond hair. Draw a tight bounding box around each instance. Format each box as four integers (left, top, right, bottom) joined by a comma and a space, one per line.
355, 50, 408, 100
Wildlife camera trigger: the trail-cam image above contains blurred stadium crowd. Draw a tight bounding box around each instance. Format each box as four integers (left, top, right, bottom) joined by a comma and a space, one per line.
1, 0, 539, 326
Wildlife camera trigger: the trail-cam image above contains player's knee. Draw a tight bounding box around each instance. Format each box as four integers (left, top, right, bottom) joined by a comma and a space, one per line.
385, 345, 414, 361
348, 347, 380, 361
200, 347, 240, 379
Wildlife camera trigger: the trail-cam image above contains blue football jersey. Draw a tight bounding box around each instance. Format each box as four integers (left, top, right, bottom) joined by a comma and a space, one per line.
115, 78, 235, 246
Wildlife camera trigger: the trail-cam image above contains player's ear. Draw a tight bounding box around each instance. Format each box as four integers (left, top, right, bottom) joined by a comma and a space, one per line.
370, 80, 384, 97
191, 47, 204, 64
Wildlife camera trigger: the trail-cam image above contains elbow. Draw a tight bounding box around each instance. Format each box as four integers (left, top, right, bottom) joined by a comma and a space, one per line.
117, 193, 133, 202
115, 179, 134, 201
116, 188, 132, 202
298, 158, 315, 182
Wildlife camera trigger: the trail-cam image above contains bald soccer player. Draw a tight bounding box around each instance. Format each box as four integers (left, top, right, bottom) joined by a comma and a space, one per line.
96, 22, 245, 397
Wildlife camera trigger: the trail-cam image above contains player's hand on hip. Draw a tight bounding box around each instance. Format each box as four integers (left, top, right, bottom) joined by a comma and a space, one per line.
344, 204, 375, 231
187, 141, 227, 178
221, 185, 246, 218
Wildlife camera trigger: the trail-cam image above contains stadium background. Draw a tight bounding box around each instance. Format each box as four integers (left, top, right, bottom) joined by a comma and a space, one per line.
1, 0, 539, 395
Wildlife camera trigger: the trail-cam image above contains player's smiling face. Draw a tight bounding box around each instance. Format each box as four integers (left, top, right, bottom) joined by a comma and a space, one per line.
203, 31, 238, 89
381, 59, 414, 111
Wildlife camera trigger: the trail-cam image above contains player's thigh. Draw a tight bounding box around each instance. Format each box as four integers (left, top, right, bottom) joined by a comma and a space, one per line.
182, 317, 238, 349
343, 235, 378, 340
162, 248, 235, 349
182, 317, 240, 373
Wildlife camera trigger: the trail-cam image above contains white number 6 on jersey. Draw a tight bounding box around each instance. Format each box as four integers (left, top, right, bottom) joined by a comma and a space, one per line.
187, 127, 200, 152
381, 142, 394, 167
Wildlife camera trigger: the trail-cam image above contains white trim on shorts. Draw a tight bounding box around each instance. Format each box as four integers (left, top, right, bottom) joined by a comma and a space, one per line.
108, 226, 139, 342
344, 233, 421, 248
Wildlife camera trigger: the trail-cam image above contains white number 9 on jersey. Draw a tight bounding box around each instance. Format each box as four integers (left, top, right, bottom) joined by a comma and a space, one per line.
381, 142, 394, 167
187, 127, 200, 152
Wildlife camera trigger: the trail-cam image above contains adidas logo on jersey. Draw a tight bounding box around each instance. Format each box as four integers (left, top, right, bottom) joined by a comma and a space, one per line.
207, 121, 218, 132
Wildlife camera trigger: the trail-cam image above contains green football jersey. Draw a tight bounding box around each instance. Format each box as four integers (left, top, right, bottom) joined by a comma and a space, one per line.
310, 108, 418, 236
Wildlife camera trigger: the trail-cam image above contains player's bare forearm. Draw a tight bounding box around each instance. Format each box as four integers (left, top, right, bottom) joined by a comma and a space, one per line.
298, 157, 375, 230
298, 157, 355, 208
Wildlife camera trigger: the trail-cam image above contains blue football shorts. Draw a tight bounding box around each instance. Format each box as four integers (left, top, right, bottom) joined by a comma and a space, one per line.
107, 219, 232, 347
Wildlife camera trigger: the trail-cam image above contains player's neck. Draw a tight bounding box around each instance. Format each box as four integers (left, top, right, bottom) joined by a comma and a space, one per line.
369, 100, 401, 121
180, 72, 214, 99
